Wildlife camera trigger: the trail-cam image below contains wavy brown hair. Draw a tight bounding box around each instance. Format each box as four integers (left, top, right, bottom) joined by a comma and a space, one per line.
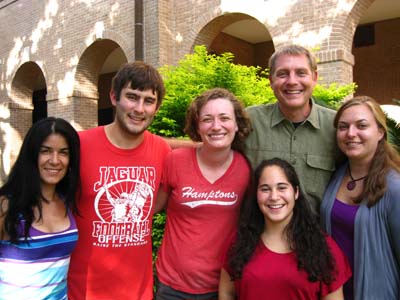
334, 96, 400, 206
184, 87, 251, 153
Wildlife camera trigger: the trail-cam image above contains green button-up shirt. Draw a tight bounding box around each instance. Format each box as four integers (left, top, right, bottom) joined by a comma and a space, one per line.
244, 99, 342, 213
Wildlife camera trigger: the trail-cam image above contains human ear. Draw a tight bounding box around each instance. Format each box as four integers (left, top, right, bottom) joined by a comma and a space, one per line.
295, 186, 299, 200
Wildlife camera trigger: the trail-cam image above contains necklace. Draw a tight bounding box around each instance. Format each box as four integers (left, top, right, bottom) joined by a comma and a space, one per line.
346, 167, 367, 191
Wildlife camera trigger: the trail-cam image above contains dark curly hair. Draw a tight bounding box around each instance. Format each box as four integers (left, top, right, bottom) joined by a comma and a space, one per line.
228, 158, 336, 285
0, 117, 80, 243
184, 87, 251, 153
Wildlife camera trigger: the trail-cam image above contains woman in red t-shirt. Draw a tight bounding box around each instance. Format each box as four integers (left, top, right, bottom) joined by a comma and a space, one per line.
154, 88, 252, 300
219, 158, 351, 300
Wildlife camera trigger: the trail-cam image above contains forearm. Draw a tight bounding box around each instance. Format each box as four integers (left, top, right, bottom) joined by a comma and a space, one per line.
219, 268, 236, 300
162, 137, 199, 149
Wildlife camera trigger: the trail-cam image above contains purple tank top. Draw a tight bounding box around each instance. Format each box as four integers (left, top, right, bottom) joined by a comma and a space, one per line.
331, 198, 359, 300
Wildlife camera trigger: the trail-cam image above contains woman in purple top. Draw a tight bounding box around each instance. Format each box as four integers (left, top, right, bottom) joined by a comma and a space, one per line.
0, 117, 80, 299
321, 96, 400, 300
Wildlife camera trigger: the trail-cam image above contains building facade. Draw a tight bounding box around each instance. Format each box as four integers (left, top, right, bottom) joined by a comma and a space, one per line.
0, 0, 399, 182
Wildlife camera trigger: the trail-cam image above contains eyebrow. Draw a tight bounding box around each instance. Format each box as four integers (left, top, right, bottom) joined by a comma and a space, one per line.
339, 118, 368, 124
258, 182, 289, 187
275, 67, 310, 73
200, 112, 232, 116
40, 145, 69, 150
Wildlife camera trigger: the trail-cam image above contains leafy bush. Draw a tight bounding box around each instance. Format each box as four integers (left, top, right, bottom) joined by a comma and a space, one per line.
313, 82, 357, 109
148, 45, 273, 137
152, 212, 166, 261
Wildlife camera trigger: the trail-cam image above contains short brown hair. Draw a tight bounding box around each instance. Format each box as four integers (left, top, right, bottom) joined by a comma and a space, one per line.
268, 45, 317, 76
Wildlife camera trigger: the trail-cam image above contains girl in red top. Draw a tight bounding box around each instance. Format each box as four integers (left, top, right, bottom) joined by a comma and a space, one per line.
219, 158, 351, 300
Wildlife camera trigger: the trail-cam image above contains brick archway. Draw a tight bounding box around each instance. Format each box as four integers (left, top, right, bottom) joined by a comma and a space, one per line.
1, 61, 47, 179
192, 13, 274, 69
66, 39, 128, 129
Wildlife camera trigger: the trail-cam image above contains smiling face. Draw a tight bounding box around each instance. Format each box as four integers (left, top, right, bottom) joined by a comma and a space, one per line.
257, 165, 299, 227
111, 85, 158, 138
269, 54, 317, 120
336, 104, 384, 164
38, 133, 70, 190
197, 98, 238, 150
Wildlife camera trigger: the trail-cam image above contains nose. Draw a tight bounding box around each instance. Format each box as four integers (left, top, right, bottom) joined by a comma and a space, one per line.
269, 188, 279, 200
347, 125, 357, 137
211, 119, 222, 129
49, 152, 60, 164
286, 71, 297, 84
134, 98, 145, 113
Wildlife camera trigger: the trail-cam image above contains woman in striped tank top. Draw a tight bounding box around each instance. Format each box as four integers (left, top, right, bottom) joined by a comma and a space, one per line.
0, 117, 80, 300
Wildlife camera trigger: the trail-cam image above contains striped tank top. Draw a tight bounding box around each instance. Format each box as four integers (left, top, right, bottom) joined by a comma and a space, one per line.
0, 210, 78, 300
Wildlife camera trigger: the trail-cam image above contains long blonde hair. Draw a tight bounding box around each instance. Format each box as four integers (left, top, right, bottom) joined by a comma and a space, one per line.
334, 96, 400, 206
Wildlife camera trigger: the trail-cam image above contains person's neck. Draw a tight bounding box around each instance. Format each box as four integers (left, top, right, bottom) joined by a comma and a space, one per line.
261, 224, 291, 253
197, 145, 233, 167
279, 102, 311, 123
348, 159, 370, 179
41, 184, 57, 202
105, 122, 144, 149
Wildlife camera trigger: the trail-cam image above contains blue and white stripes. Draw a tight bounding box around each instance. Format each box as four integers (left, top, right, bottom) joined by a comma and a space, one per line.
0, 212, 77, 300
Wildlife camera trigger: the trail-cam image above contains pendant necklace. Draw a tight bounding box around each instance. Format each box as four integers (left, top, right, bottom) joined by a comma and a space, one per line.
346, 167, 367, 191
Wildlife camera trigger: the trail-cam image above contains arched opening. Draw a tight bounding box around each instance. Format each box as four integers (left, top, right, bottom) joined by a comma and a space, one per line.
10, 61, 47, 132
33, 89, 47, 123
194, 13, 274, 69
74, 39, 128, 129
98, 47, 127, 125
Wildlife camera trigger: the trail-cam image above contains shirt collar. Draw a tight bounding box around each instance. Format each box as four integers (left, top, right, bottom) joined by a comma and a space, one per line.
271, 98, 320, 129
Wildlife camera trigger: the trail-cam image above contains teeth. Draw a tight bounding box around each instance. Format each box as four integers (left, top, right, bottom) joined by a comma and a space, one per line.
268, 204, 284, 209
286, 90, 301, 94
129, 114, 143, 121
209, 134, 225, 138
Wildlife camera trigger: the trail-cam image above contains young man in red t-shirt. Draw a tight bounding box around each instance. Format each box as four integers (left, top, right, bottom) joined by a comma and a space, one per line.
68, 62, 170, 300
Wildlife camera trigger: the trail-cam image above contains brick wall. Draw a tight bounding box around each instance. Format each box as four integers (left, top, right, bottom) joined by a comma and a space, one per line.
353, 18, 400, 104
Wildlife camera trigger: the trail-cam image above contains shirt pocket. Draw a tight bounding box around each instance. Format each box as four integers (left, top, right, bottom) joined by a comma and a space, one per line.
305, 154, 336, 201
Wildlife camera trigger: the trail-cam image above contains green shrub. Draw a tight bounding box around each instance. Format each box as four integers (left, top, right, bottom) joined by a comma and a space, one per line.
148, 45, 273, 137
152, 212, 166, 261
313, 82, 357, 109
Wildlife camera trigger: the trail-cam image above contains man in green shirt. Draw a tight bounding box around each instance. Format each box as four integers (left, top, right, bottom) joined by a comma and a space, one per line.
245, 45, 342, 213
